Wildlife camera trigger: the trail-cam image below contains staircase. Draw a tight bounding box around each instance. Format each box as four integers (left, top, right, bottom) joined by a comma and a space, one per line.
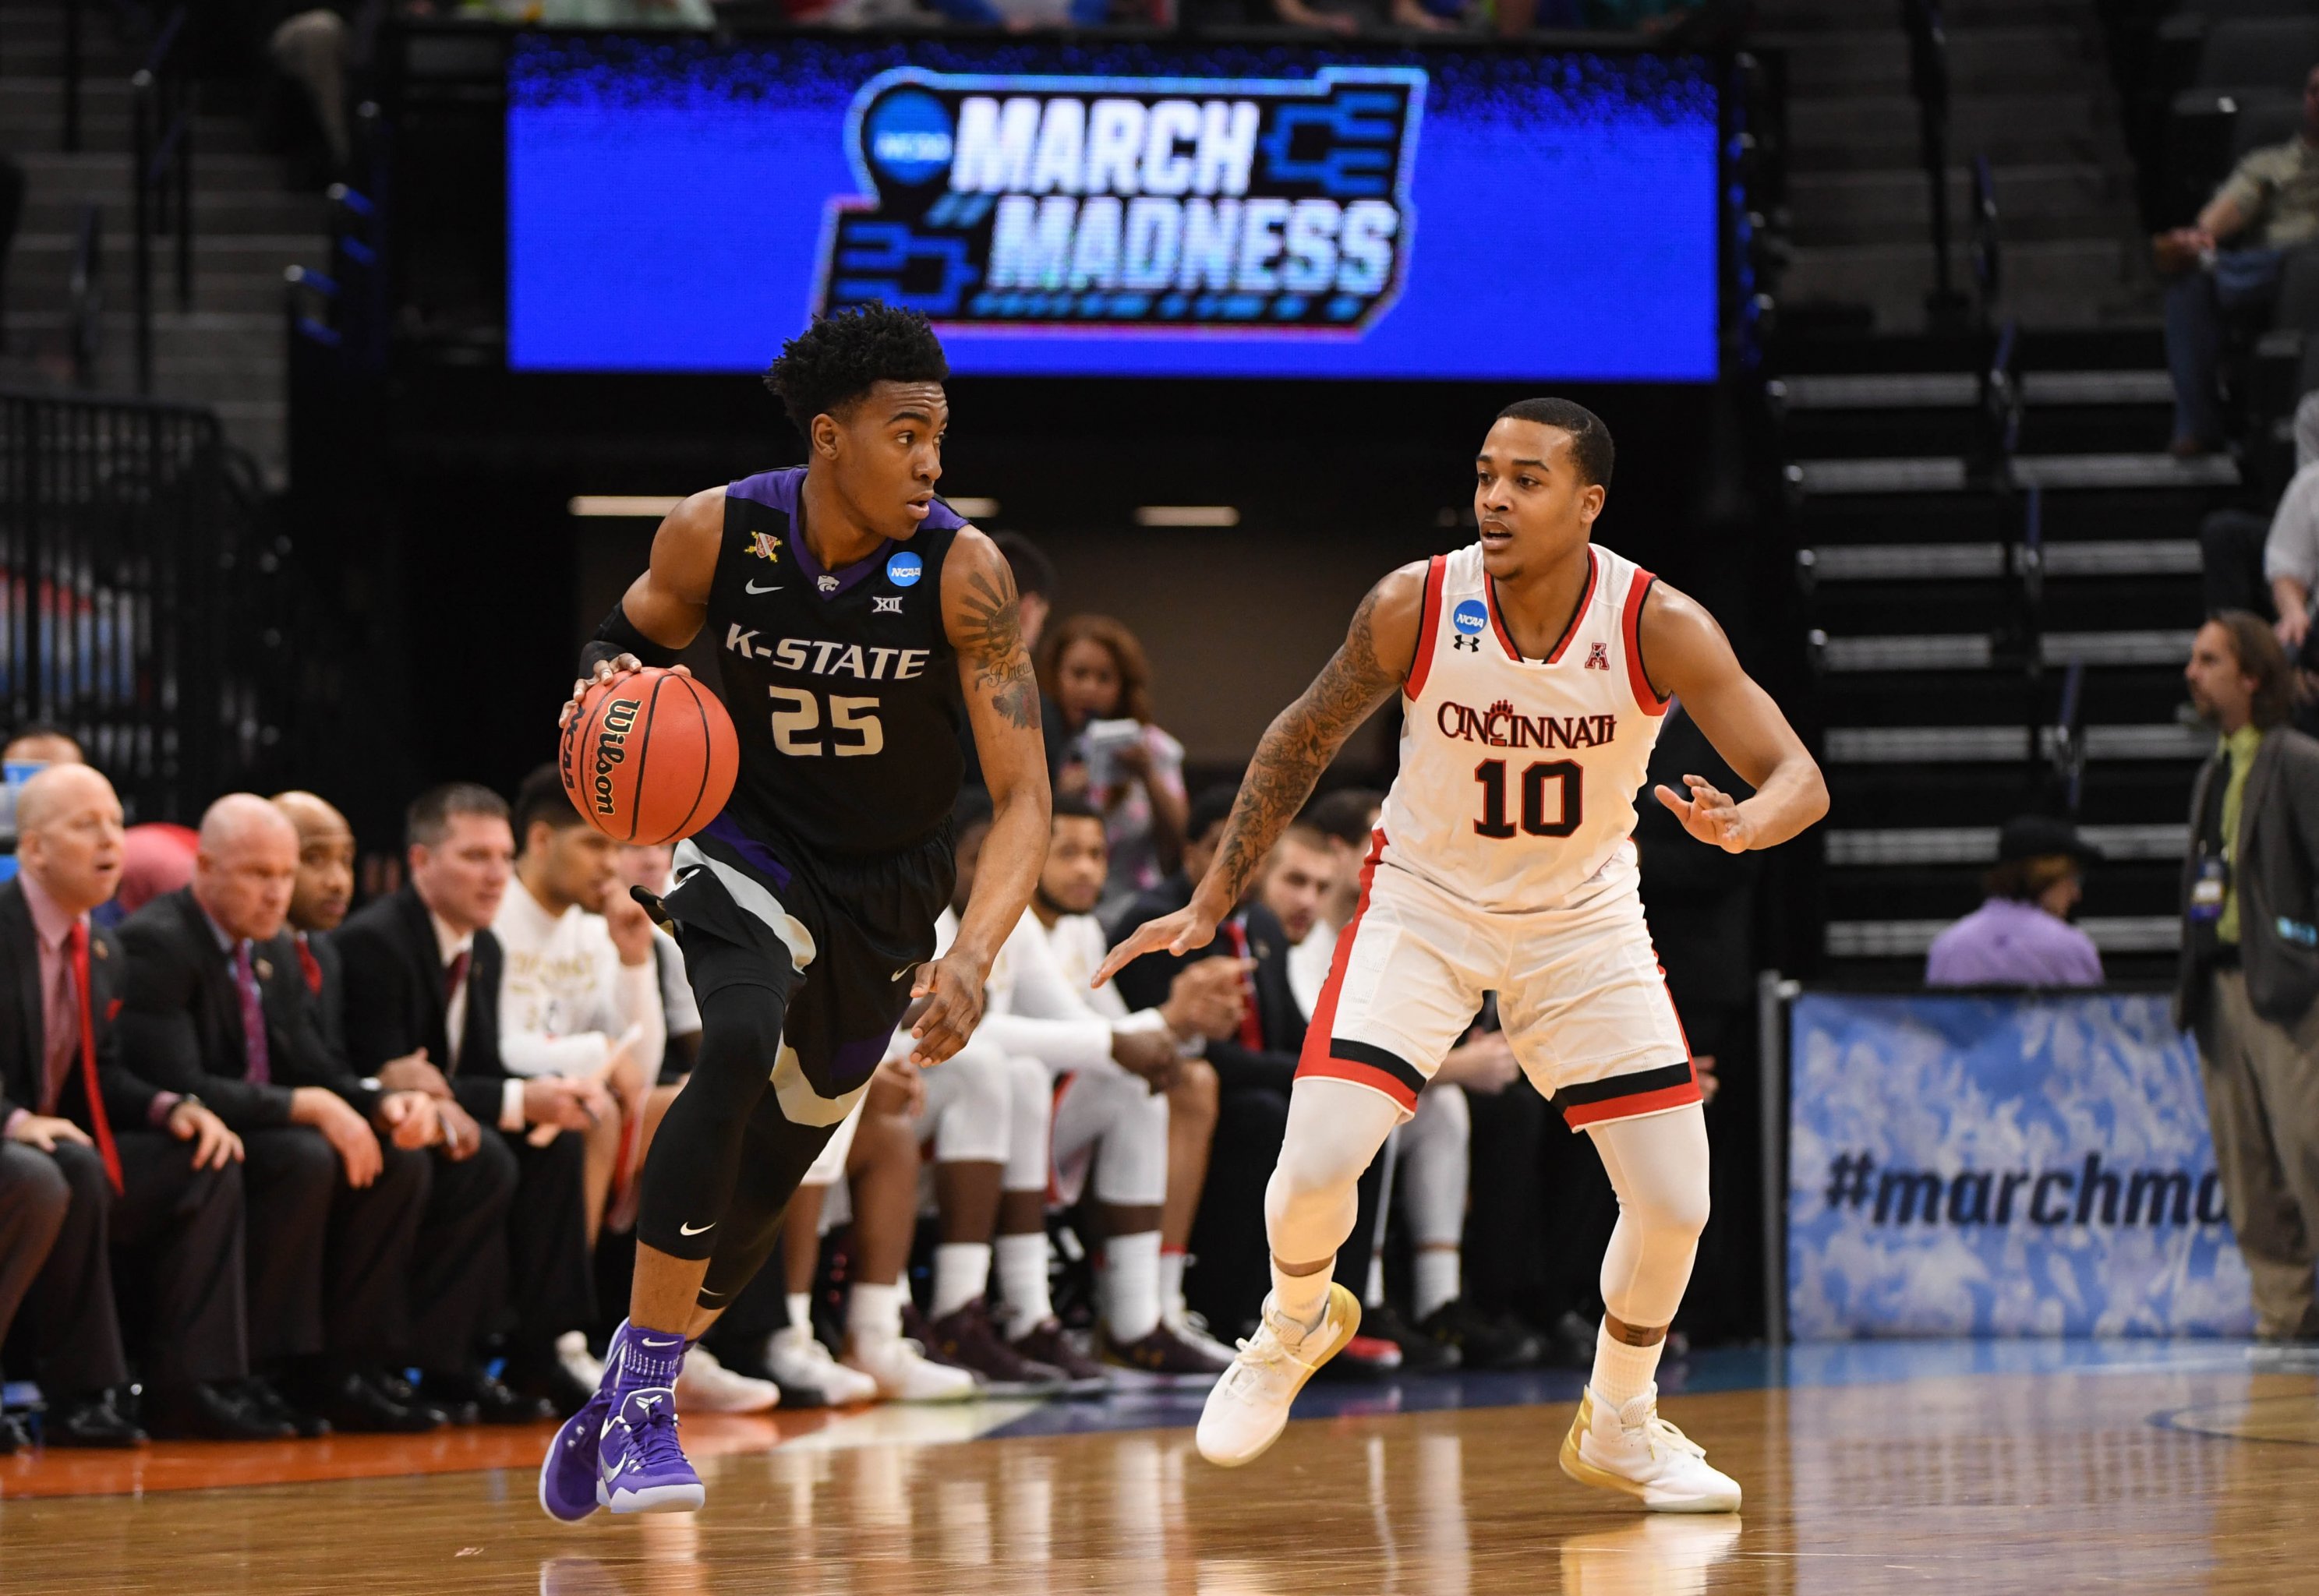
1761, 0, 2157, 333
1781, 327, 2244, 983
0, 0, 323, 483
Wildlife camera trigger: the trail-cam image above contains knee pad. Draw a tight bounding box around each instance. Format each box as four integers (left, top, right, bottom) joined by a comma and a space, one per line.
1090, 1082, 1168, 1208
928, 1043, 1011, 1166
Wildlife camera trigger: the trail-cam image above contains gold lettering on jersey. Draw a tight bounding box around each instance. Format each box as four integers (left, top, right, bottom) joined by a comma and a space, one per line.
591, 696, 639, 815
1435, 697, 1615, 750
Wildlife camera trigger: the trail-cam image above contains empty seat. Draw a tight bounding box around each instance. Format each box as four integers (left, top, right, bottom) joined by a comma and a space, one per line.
2196, 17, 2319, 94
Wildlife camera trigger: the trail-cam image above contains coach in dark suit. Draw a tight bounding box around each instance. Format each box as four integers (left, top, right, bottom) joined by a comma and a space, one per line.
276, 789, 533, 1423
0, 765, 263, 1442
116, 794, 447, 1435
335, 783, 605, 1415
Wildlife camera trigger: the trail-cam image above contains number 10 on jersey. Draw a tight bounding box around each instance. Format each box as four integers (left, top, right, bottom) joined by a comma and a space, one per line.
1472, 758, 1581, 839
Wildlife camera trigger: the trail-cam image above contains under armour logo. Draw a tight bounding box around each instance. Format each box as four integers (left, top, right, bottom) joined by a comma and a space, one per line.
873, 595, 903, 614
1585, 642, 1610, 671
1451, 636, 1481, 652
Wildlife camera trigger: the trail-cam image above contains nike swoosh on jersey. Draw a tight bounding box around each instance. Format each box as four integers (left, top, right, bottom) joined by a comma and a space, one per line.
745, 580, 782, 594
680, 1220, 715, 1236
891, 966, 914, 982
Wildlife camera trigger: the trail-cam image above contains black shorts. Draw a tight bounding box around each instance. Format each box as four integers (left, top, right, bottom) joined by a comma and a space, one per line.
663, 813, 955, 1110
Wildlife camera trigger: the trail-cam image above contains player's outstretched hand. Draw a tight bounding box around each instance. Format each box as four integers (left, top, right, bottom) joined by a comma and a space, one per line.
560, 655, 691, 730
1091, 903, 1221, 989
1654, 774, 1752, 854
907, 956, 985, 1067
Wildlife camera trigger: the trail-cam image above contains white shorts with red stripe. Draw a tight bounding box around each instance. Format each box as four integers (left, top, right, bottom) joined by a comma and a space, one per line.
1297, 833, 1699, 1129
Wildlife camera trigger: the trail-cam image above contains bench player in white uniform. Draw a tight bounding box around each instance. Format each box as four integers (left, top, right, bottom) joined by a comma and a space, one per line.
1099, 398, 1826, 1513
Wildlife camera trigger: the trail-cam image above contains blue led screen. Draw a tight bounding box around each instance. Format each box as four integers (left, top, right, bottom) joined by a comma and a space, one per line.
507, 35, 1720, 380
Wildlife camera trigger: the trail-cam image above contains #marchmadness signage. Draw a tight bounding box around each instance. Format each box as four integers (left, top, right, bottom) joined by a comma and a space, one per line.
1786, 992, 2255, 1338
505, 35, 1719, 380
822, 67, 1423, 335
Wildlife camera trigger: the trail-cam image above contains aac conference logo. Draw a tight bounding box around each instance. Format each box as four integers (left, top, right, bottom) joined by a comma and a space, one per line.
813, 64, 1426, 337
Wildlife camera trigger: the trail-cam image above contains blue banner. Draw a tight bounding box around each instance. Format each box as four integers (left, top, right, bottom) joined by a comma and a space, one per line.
1787, 992, 2254, 1338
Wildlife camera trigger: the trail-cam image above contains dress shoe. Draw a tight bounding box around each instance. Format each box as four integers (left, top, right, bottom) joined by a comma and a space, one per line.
376, 1371, 467, 1427
317, 1372, 442, 1435
0, 1412, 27, 1454
242, 1376, 331, 1439
44, 1390, 149, 1449
143, 1382, 298, 1442
421, 1370, 550, 1426
507, 1356, 597, 1419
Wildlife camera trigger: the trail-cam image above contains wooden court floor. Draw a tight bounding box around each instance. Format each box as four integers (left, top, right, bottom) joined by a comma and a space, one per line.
2, 1357, 2315, 1594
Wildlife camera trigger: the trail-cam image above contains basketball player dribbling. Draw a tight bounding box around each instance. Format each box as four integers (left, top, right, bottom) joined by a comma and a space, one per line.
1098, 398, 1827, 1512
539, 305, 1050, 1519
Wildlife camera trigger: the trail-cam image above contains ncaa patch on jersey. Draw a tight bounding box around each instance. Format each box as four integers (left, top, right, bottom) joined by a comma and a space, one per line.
886, 551, 925, 588
1451, 599, 1488, 636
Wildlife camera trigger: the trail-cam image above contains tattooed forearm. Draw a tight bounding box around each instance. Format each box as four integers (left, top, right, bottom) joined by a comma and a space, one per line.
1207, 586, 1399, 903
956, 564, 1044, 732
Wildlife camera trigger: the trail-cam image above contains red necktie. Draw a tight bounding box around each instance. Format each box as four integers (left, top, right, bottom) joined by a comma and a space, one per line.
444, 948, 469, 1002
65, 923, 123, 1195
1222, 920, 1264, 1052
296, 934, 323, 996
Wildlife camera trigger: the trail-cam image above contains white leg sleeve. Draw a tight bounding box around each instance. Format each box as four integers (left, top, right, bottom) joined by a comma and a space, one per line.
1264, 1077, 1403, 1266
1586, 1104, 1711, 1329
1003, 1055, 1052, 1195
917, 1040, 1011, 1166
1052, 1068, 1169, 1208
1399, 1084, 1470, 1248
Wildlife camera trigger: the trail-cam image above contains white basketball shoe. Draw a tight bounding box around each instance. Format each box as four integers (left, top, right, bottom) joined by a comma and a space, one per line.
843, 1330, 981, 1404
1559, 1385, 1741, 1513
1194, 1283, 1362, 1468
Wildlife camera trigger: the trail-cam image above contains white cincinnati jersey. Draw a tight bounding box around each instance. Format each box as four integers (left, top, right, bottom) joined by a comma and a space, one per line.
1376, 542, 1670, 914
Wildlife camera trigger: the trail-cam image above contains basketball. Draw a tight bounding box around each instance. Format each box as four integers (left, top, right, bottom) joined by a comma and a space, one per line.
558, 668, 738, 847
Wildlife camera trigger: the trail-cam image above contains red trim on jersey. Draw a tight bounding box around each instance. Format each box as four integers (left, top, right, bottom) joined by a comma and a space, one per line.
1295, 830, 1418, 1111
1403, 556, 1448, 701
1621, 568, 1671, 716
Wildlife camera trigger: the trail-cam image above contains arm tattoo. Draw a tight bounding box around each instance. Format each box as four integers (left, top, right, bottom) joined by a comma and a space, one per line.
956, 563, 1044, 732
1209, 586, 1399, 902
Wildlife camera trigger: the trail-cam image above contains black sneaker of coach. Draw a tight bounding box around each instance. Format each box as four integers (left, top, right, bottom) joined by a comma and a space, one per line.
1421, 1299, 1544, 1371
1102, 1321, 1235, 1381
1363, 1301, 1461, 1373
1009, 1318, 1112, 1396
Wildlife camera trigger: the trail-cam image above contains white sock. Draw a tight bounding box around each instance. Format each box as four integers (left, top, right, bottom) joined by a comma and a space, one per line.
995, 1231, 1052, 1339
1103, 1231, 1161, 1343
786, 1292, 815, 1337
1413, 1248, 1461, 1322
848, 1280, 905, 1345
1590, 1320, 1665, 1411
1159, 1247, 1187, 1319
1270, 1256, 1332, 1333
1364, 1249, 1386, 1309
931, 1241, 992, 1319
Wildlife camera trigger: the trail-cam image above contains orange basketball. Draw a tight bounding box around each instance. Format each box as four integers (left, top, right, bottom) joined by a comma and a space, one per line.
559, 668, 739, 848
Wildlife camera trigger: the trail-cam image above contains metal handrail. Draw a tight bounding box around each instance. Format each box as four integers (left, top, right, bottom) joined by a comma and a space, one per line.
69, 204, 102, 386
130, 6, 194, 396
1902, 0, 1967, 328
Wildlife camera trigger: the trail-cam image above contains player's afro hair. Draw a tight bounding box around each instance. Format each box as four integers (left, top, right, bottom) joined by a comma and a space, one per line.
764, 304, 950, 435
1496, 397, 1614, 489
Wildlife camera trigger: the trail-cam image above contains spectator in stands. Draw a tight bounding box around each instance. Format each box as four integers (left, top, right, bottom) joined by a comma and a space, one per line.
265, 4, 367, 184
334, 784, 601, 1418
2, 726, 82, 768
1, 764, 251, 1446
2201, 445, 2319, 673
1040, 614, 1188, 917
2178, 613, 2319, 1341
2155, 62, 2319, 456
276, 790, 516, 1427
105, 824, 199, 924
117, 795, 451, 1435
1924, 815, 2104, 989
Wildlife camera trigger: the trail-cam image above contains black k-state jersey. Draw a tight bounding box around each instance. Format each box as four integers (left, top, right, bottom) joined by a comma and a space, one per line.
709, 466, 967, 860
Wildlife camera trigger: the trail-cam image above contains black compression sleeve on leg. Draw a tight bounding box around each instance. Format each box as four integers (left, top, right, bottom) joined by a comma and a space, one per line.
579, 599, 684, 677
635, 978, 790, 1263
697, 1092, 841, 1308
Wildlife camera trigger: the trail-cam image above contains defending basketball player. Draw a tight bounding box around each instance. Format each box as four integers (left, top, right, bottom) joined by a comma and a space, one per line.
1097, 399, 1826, 1512
538, 305, 1049, 1519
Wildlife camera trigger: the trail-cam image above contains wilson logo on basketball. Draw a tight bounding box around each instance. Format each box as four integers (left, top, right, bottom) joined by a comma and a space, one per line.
1436, 698, 1617, 750
591, 697, 642, 817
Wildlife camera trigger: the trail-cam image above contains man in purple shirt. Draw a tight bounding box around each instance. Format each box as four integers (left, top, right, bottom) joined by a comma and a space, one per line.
1925, 815, 2105, 989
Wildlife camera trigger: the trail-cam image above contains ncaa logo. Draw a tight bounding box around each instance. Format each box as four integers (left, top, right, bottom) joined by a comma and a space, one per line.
1451, 600, 1488, 636
886, 551, 925, 588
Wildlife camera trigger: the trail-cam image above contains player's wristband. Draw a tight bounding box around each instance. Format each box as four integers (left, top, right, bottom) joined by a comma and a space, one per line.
579, 600, 683, 676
